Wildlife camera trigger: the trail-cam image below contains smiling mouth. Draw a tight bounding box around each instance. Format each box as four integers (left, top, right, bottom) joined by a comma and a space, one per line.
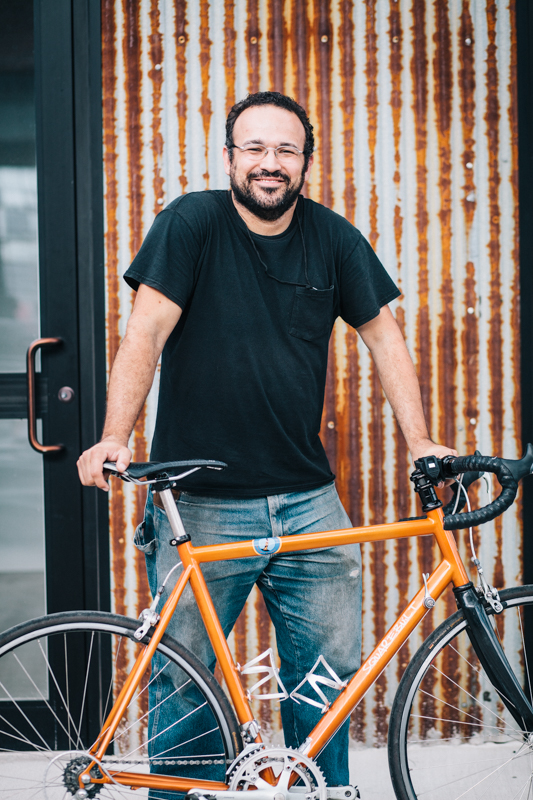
249, 171, 288, 185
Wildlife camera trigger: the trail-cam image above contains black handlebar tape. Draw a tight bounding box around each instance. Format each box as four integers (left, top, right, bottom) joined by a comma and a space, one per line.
442, 455, 518, 531
441, 452, 483, 516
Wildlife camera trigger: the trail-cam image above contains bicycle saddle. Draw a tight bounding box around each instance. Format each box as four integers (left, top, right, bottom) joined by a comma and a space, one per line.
104, 459, 227, 481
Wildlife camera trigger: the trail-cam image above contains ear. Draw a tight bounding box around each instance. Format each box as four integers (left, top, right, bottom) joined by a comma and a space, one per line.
223, 146, 232, 177
303, 154, 314, 182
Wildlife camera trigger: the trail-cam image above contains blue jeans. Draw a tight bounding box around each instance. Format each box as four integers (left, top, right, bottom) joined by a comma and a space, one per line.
135, 482, 362, 795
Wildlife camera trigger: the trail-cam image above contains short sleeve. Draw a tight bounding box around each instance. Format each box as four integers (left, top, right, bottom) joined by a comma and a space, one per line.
123, 203, 203, 310
338, 234, 401, 328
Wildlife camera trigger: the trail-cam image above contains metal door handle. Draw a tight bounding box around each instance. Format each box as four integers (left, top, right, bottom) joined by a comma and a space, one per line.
26, 337, 64, 453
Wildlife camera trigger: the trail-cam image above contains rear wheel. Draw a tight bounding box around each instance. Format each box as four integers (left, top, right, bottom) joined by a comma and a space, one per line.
0, 611, 241, 798
388, 585, 533, 800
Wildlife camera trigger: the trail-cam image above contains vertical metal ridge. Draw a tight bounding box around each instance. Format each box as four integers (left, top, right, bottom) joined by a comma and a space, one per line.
224, 0, 236, 112
149, 0, 164, 213
290, 0, 308, 108
102, 0, 128, 625
485, 0, 504, 589
339, 0, 356, 224
254, 591, 273, 730
121, 0, 148, 612
176, 0, 189, 192
199, 1, 213, 187
246, 0, 260, 93
268, 0, 284, 91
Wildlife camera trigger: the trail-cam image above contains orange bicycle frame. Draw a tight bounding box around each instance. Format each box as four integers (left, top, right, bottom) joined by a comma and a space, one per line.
86, 504, 470, 793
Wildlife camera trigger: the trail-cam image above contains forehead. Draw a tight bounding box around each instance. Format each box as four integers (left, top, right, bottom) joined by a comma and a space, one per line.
232, 105, 306, 147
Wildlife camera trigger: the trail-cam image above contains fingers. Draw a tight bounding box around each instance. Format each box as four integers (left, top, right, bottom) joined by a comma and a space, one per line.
77, 441, 132, 491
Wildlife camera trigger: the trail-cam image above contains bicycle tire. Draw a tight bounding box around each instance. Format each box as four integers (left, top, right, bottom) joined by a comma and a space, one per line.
0, 610, 242, 798
388, 584, 533, 800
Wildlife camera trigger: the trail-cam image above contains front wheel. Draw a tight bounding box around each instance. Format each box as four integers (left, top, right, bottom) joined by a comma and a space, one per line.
0, 611, 241, 798
388, 584, 533, 800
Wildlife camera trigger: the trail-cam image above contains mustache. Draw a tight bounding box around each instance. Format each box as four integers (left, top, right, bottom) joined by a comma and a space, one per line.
247, 169, 289, 183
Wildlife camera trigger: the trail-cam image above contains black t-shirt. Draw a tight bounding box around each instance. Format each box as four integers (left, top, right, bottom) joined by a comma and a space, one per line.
124, 190, 400, 496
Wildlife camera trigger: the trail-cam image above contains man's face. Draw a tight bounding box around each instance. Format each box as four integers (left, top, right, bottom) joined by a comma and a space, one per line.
223, 105, 313, 222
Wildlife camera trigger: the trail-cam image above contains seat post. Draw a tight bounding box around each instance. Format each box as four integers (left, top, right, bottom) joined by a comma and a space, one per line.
157, 487, 189, 541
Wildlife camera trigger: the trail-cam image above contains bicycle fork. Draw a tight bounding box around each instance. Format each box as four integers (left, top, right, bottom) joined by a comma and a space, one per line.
454, 582, 533, 732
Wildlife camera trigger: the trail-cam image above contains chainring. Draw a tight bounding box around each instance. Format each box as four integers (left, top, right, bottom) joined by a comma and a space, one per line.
228, 746, 327, 800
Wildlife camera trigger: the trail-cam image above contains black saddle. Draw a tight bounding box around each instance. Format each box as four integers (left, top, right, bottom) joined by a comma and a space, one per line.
103, 459, 227, 481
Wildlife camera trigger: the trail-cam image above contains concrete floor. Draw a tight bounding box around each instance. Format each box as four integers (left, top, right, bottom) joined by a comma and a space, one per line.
0, 742, 527, 799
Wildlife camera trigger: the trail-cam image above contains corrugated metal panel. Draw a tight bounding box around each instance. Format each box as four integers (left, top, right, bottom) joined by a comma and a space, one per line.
101, 0, 520, 747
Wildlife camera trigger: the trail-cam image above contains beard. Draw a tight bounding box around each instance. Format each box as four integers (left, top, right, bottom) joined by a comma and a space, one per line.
229, 164, 306, 221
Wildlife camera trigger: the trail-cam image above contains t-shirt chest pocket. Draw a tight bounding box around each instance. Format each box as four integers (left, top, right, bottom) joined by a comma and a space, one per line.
289, 285, 334, 342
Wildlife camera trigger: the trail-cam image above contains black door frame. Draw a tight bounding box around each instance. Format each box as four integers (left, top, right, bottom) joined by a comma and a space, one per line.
34, 0, 108, 615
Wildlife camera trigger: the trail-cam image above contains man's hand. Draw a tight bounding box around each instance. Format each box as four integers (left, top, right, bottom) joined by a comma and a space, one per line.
410, 438, 458, 487
77, 437, 132, 491
410, 438, 458, 464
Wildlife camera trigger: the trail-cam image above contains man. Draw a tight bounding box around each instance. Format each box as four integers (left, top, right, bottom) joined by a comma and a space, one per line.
78, 91, 456, 791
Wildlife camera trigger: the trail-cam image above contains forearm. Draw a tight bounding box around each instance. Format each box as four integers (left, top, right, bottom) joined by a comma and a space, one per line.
101, 329, 160, 445
357, 306, 455, 461
371, 339, 430, 455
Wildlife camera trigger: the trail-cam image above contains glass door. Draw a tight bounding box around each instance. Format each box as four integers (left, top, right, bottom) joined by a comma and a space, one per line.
0, 3, 46, 631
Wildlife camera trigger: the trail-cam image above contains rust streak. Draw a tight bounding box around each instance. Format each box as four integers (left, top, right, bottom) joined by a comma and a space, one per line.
199, 0, 213, 187
121, 0, 149, 619
485, 0, 504, 588
149, 0, 164, 215
410, 0, 435, 740
316, 0, 332, 209
387, 0, 410, 688
254, 591, 273, 732
291, 0, 308, 109
268, 0, 284, 91
432, 0, 459, 732
102, 0, 125, 614
339, 0, 355, 225
458, 2, 479, 564
364, 0, 388, 745
508, 0, 522, 539
175, 0, 189, 192
224, 0, 236, 113
246, 0, 261, 94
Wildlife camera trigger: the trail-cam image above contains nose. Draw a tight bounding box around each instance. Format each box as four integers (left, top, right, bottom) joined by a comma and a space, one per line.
261, 148, 281, 170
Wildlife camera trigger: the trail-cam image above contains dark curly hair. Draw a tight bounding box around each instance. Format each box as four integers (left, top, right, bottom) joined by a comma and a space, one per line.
225, 91, 315, 167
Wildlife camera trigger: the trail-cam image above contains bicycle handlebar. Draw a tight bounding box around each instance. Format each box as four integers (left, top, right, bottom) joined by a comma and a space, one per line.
414, 444, 533, 530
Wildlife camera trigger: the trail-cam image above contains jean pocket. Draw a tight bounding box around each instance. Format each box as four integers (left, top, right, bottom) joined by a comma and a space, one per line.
289, 285, 334, 341
133, 520, 157, 554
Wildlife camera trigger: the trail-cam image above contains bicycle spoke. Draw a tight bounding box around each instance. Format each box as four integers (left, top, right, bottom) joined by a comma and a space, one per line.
76, 631, 95, 748
430, 662, 521, 733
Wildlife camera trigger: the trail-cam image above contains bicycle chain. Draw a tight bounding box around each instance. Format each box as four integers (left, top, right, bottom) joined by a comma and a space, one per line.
99, 757, 227, 767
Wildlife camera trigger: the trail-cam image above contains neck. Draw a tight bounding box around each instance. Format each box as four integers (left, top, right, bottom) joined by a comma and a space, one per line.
230, 191, 297, 235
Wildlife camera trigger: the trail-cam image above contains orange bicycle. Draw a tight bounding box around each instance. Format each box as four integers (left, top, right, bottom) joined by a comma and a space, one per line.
0, 448, 532, 800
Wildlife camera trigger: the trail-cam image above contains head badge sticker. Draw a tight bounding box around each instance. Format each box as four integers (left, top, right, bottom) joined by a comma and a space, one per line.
252, 537, 282, 556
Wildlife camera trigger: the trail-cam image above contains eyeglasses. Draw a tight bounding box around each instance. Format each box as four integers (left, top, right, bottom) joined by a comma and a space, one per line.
230, 143, 304, 162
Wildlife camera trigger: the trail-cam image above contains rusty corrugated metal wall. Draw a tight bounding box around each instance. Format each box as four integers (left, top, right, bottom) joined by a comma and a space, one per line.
102, 0, 520, 747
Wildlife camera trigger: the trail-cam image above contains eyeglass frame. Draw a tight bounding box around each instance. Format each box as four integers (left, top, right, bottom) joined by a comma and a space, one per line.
228, 142, 306, 161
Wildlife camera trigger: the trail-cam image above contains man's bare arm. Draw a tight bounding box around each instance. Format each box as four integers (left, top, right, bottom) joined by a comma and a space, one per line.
357, 305, 457, 463
77, 284, 182, 490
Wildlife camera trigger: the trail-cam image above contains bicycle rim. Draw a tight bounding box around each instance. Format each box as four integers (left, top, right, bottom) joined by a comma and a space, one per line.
0, 611, 241, 799
388, 585, 533, 800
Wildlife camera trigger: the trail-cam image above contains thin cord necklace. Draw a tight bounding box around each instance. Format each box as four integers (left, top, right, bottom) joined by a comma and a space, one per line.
244, 206, 313, 289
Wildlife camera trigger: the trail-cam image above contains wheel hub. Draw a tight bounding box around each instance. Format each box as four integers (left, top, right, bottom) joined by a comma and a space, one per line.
63, 755, 102, 798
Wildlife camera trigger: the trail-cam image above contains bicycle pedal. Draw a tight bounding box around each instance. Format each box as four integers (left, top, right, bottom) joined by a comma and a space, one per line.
327, 787, 360, 800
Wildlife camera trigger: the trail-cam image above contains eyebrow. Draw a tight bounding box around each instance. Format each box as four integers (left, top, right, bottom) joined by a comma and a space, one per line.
240, 138, 300, 148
